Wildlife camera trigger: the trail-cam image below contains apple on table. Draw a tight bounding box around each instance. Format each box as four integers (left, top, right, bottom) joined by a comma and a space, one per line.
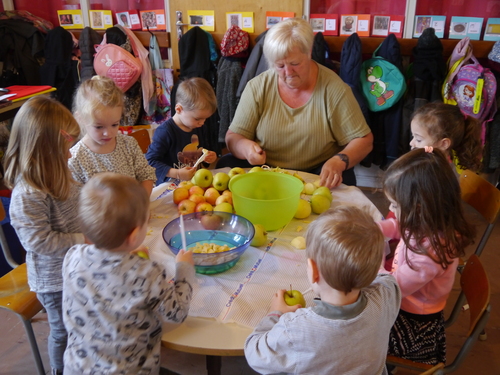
214, 202, 233, 213
200, 212, 223, 230
251, 224, 268, 247
213, 172, 230, 191
204, 187, 220, 205
192, 168, 213, 188
195, 202, 214, 213
178, 199, 196, 215
228, 167, 246, 179
173, 187, 190, 205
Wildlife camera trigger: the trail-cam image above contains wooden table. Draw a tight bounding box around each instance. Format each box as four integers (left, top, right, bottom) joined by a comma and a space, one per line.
146, 169, 383, 375
0, 99, 26, 122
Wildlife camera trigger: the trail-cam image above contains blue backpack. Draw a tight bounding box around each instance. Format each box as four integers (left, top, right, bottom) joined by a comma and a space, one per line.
360, 45, 406, 112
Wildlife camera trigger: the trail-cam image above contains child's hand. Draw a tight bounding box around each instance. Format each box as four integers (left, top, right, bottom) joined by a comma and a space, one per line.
270, 289, 301, 313
176, 248, 194, 266
178, 167, 196, 181
203, 151, 217, 164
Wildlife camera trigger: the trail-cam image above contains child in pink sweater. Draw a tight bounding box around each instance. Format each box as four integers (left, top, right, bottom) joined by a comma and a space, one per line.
379, 147, 475, 365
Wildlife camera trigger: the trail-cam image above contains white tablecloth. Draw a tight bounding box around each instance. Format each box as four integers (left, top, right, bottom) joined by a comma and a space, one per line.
146, 169, 383, 329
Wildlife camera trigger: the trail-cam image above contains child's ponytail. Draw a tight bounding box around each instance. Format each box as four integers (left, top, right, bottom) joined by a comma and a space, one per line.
453, 115, 482, 172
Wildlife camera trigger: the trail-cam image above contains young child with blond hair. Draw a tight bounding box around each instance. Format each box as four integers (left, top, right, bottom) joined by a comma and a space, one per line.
146, 77, 217, 182
244, 206, 401, 375
69, 75, 156, 195
62, 172, 195, 375
3, 96, 84, 375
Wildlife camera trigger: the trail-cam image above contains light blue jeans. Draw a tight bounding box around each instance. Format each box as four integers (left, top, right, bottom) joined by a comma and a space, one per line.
37, 291, 67, 372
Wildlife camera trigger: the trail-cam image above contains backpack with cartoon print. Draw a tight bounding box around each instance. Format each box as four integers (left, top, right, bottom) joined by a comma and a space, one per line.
360, 44, 406, 112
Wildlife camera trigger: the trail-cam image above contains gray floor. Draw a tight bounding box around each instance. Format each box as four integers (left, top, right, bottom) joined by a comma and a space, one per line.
1, 188, 498, 375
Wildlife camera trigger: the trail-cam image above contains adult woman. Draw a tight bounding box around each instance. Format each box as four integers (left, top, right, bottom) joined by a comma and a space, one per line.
222, 18, 373, 188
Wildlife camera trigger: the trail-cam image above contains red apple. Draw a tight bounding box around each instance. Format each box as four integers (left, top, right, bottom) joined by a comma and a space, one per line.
173, 187, 190, 205
200, 213, 223, 230
204, 187, 221, 205
195, 202, 214, 213
189, 186, 205, 196
189, 194, 206, 205
215, 194, 232, 206
178, 199, 196, 215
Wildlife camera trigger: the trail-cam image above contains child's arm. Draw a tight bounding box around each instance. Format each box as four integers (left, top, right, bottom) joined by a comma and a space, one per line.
141, 180, 154, 196
169, 166, 196, 181
145, 125, 176, 183
128, 137, 157, 193
10, 189, 85, 257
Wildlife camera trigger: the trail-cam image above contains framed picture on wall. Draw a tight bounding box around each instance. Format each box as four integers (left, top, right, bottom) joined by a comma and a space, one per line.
57, 9, 84, 29
89, 10, 113, 30
140, 9, 167, 31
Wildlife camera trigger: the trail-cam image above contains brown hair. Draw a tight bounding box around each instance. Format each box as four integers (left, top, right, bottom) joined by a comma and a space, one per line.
383, 148, 475, 269
73, 75, 124, 134
412, 102, 482, 171
79, 172, 149, 250
305, 206, 384, 294
175, 77, 217, 113
3, 96, 80, 200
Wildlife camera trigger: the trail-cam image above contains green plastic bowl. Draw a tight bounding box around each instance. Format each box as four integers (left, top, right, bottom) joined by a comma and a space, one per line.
229, 171, 303, 231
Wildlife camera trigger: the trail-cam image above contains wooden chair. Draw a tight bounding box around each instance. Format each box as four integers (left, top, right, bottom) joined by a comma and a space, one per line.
386, 254, 491, 374
459, 170, 500, 259
0, 204, 45, 374
129, 129, 151, 153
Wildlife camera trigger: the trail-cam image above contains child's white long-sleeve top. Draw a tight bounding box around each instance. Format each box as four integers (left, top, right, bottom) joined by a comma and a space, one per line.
378, 218, 458, 315
62, 244, 195, 375
9, 180, 85, 293
244, 273, 401, 375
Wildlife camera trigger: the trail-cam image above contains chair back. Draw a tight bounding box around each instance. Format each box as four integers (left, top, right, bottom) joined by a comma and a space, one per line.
129, 129, 151, 153
459, 170, 500, 224
0, 202, 19, 268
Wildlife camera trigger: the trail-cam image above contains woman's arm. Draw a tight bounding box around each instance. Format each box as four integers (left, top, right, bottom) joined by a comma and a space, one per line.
225, 130, 267, 165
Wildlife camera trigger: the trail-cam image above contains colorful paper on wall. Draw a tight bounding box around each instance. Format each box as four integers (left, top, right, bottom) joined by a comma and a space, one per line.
372, 15, 404, 38
116, 10, 142, 31
310, 14, 338, 36
265, 12, 295, 30
414, 15, 446, 38
187, 10, 215, 32
340, 14, 370, 37
226, 12, 254, 33
449, 17, 483, 40
484, 18, 500, 41
89, 10, 113, 30
140, 10, 167, 31
57, 10, 84, 29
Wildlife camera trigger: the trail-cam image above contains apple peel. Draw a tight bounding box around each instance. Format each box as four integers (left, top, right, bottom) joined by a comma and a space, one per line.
291, 236, 306, 250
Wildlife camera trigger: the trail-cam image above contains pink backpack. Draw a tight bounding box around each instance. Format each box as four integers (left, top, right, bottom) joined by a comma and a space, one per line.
94, 39, 142, 92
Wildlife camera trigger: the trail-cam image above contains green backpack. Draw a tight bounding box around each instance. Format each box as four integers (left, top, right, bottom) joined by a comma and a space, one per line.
360, 46, 406, 112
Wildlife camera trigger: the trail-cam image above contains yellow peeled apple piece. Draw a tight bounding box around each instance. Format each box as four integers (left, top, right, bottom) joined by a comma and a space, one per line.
313, 179, 321, 188
310, 194, 331, 215
313, 186, 333, 203
294, 199, 312, 219
137, 250, 149, 259
291, 236, 306, 249
303, 182, 316, 195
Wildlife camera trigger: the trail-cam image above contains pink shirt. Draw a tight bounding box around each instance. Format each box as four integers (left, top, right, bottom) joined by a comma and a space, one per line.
378, 219, 458, 315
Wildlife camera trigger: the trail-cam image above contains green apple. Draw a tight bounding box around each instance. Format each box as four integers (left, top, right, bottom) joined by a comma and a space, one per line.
294, 199, 312, 219
310, 194, 331, 215
192, 168, 213, 188
251, 223, 268, 247
212, 172, 230, 191
303, 182, 316, 195
214, 202, 233, 213
228, 167, 246, 179
313, 186, 333, 203
284, 289, 306, 308
248, 166, 264, 173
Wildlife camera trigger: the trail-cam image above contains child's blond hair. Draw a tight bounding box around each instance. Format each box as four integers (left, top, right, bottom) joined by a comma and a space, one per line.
79, 172, 149, 250
3, 96, 80, 200
73, 75, 124, 134
175, 77, 217, 113
306, 206, 384, 294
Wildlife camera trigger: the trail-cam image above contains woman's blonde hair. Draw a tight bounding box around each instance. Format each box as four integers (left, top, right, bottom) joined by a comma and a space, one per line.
263, 18, 314, 67
79, 172, 149, 250
306, 206, 384, 294
73, 75, 124, 134
175, 77, 217, 112
3, 96, 80, 200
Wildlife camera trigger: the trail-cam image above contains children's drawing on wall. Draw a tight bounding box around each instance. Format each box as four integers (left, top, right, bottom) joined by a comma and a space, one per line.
372, 15, 390, 36
266, 16, 281, 28
190, 15, 203, 26
91, 11, 103, 28
341, 16, 357, 33
311, 18, 325, 32
59, 14, 73, 25
415, 16, 431, 35
117, 12, 130, 28
142, 12, 157, 28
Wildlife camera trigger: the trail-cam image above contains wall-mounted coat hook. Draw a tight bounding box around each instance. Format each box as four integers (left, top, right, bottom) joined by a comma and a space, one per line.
176, 11, 189, 41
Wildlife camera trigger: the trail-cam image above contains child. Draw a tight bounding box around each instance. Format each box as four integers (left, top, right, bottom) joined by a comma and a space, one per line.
146, 77, 217, 183
380, 147, 475, 365
409, 102, 482, 172
69, 75, 156, 195
3, 96, 84, 375
62, 172, 195, 375
244, 206, 401, 375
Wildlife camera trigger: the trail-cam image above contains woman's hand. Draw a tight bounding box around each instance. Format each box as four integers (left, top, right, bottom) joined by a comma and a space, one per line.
270, 289, 301, 314
246, 143, 266, 165
319, 157, 345, 188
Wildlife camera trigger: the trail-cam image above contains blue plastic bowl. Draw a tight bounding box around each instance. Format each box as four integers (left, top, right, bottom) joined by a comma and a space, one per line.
162, 211, 255, 274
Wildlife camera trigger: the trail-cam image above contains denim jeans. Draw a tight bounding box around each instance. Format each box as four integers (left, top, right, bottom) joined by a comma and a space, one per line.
37, 291, 67, 372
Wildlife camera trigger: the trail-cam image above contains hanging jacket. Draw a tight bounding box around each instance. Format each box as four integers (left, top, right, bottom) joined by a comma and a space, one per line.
171, 26, 219, 154
78, 26, 102, 81
236, 30, 269, 99
40, 26, 79, 109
